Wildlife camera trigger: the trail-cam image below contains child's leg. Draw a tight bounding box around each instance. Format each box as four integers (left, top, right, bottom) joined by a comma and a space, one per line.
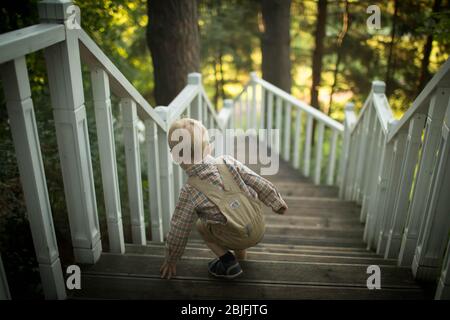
196, 220, 227, 257
234, 249, 247, 261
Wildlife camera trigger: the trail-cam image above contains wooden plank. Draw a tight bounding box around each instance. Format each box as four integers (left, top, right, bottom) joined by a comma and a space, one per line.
303, 115, 313, 177
91, 68, 125, 254
0, 255, 11, 300
292, 108, 303, 169
398, 88, 450, 266
385, 114, 426, 259
314, 122, 325, 184
123, 245, 394, 265
0, 57, 66, 299
326, 129, 339, 185
121, 98, 146, 245
74, 274, 425, 300
44, 24, 102, 264
0, 24, 65, 64
412, 99, 450, 281
81, 254, 422, 289
145, 119, 164, 242
283, 102, 292, 161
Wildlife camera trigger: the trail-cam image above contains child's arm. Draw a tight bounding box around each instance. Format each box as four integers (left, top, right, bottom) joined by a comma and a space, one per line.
161, 186, 197, 278
225, 156, 288, 214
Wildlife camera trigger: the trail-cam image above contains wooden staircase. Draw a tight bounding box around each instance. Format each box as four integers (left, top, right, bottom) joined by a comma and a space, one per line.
72, 157, 428, 300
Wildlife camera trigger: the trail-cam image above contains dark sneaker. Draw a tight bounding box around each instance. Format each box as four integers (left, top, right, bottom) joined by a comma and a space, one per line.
208, 258, 243, 279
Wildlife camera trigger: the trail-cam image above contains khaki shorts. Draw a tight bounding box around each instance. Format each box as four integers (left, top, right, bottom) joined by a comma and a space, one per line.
196, 218, 265, 250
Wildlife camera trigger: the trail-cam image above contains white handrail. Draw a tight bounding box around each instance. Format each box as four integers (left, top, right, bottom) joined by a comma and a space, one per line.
78, 29, 166, 130
388, 58, 450, 142
0, 24, 65, 64
252, 76, 344, 132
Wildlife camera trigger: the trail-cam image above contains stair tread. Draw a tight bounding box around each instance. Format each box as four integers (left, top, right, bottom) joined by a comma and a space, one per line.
72, 274, 426, 300
124, 244, 396, 265
81, 253, 421, 290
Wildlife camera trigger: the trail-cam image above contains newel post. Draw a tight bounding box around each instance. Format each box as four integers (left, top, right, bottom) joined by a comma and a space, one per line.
39, 0, 102, 264
338, 102, 355, 199
188, 73, 203, 123
155, 107, 175, 236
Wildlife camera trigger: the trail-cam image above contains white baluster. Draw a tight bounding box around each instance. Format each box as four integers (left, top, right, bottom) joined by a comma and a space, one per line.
245, 88, 250, 130
250, 72, 258, 129
338, 103, 356, 198
435, 237, 450, 299
412, 96, 450, 281
155, 107, 175, 236
362, 121, 384, 240
41, 2, 101, 264
283, 102, 292, 161
314, 122, 325, 184
0, 58, 66, 299
188, 73, 202, 123
259, 87, 266, 132
266, 91, 274, 148
0, 254, 10, 300
303, 115, 313, 177
275, 96, 282, 154
145, 120, 164, 242
292, 108, 303, 169
373, 131, 407, 250
353, 107, 372, 203
360, 110, 378, 221
326, 129, 339, 185
121, 98, 146, 245
385, 114, 426, 258
398, 88, 450, 266
91, 68, 125, 254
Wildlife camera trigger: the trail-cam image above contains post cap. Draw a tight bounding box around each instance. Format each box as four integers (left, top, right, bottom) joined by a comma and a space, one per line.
344, 102, 355, 112
223, 99, 233, 109
155, 106, 169, 121
38, 0, 76, 22
387, 118, 399, 131
250, 72, 258, 81
187, 73, 202, 85
372, 81, 386, 94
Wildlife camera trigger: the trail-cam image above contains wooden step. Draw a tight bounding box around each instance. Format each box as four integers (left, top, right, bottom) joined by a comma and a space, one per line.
180, 239, 381, 256
72, 253, 425, 299
73, 274, 425, 300
124, 244, 396, 265
276, 182, 339, 197
263, 214, 362, 229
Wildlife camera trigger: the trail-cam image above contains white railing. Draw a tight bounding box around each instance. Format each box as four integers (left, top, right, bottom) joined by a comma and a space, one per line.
0, 0, 231, 300
340, 58, 450, 299
231, 72, 344, 186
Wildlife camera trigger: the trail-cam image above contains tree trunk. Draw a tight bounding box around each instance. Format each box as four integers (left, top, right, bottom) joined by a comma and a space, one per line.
417, 0, 442, 92
146, 0, 200, 106
385, 0, 399, 96
310, 0, 327, 111
261, 0, 292, 93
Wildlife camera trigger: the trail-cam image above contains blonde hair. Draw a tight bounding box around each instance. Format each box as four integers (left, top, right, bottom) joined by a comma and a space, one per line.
168, 118, 210, 162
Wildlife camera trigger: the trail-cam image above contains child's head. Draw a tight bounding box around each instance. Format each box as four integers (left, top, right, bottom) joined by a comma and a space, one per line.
168, 118, 211, 166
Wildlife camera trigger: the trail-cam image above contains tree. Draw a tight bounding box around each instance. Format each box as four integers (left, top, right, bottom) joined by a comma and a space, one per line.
310, 0, 327, 111
146, 0, 200, 106
260, 0, 292, 92
417, 0, 443, 91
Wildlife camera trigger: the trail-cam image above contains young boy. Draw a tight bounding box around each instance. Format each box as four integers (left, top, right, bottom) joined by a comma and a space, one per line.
160, 118, 288, 280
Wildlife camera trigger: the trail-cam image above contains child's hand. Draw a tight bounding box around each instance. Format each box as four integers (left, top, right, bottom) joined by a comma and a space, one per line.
160, 260, 177, 279
275, 205, 288, 215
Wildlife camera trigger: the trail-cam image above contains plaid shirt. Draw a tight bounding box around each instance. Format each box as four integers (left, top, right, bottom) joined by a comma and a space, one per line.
165, 154, 287, 263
